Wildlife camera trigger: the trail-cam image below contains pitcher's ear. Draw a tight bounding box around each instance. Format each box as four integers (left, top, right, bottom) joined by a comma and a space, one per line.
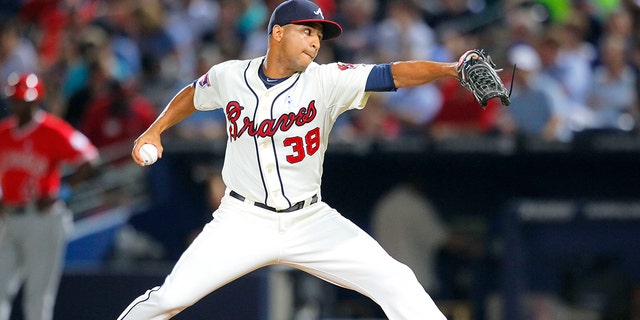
270, 24, 284, 42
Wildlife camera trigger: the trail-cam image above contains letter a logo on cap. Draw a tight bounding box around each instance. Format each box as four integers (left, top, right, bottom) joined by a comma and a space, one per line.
268, 0, 342, 40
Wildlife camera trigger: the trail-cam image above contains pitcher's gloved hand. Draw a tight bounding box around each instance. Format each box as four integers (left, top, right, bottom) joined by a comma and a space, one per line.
457, 49, 512, 108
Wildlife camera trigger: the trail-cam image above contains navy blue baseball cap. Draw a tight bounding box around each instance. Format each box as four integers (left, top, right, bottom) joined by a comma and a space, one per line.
268, 0, 342, 40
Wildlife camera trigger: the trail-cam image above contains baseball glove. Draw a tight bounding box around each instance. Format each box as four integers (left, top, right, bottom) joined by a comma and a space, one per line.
457, 49, 511, 108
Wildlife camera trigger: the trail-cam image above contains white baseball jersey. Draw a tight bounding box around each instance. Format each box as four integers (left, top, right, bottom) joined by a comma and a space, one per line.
194, 57, 374, 210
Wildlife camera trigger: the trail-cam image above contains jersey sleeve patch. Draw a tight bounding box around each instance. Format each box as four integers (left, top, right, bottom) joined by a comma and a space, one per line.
336, 62, 360, 71
198, 73, 211, 88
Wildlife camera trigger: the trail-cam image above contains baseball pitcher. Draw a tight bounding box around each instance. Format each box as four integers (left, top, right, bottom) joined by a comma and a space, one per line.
118, 0, 510, 319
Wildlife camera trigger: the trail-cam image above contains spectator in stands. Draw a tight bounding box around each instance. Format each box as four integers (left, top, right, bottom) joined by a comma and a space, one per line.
586, 34, 638, 132
163, 0, 221, 84
0, 20, 38, 118
386, 83, 443, 137
0, 20, 38, 87
497, 44, 564, 141
566, 0, 602, 47
370, 177, 482, 302
412, 0, 475, 32
428, 77, 501, 140
172, 44, 227, 141
133, 0, 177, 82
18, 0, 70, 71
241, 2, 273, 59
330, 92, 402, 143
136, 53, 182, 116
212, 0, 247, 60
555, 22, 596, 106
376, 0, 435, 62
62, 23, 142, 128
62, 24, 135, 123
427, 31, 501, 140
504, 1, 544, 49
332, 0, 380, 64
536, 28, 592, 141
78, 79, 156, 163
93, 1, 142, 83
371, 180, 451, 296
236, 0, 269, 42
602, 8, 634, 44
374, 0, 443, 138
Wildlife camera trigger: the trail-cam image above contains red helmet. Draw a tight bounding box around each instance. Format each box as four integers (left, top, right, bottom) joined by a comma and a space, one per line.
4, 73, 45, 102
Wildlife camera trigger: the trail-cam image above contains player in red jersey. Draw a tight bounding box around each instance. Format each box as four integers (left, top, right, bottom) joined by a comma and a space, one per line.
0, 73, 99, 320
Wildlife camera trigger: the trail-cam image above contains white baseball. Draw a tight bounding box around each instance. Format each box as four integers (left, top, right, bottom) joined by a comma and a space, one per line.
139, 144, 159, 165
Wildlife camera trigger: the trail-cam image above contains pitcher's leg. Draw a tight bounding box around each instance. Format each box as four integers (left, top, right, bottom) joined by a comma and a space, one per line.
118, 202, 279, 319
285, 207, 446, 320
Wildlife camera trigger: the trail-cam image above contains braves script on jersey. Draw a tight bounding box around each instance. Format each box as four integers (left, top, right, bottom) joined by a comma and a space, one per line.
194, 58, 374, 210
0, 110, 98, 205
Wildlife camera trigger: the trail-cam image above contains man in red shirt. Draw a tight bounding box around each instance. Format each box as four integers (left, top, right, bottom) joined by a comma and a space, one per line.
428, 76, 502, 139
79, 80, 156, 163
0, 73, 99, 320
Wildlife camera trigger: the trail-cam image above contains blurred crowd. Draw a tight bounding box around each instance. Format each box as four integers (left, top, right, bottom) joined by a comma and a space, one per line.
0, 0, 639, 151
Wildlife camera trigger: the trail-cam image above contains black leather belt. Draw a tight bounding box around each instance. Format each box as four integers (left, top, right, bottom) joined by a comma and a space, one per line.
230, 191, 318, 212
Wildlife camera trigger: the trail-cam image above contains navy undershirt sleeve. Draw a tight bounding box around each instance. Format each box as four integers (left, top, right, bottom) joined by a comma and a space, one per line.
365, 63, 397, 92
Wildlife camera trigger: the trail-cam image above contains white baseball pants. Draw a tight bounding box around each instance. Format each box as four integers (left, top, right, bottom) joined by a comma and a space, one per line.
117, 194, 446, 320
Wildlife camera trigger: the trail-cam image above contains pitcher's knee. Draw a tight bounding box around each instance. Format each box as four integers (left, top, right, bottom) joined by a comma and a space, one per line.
381, 262, 420, 287
153, 291, 194, 314
126, 286, 192, 318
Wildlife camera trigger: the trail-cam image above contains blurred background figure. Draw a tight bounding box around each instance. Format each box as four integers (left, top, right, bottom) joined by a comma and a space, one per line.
497, 44, 564, 141
371, 180, 451, 296
332, 0, 379, 64
566, 0, 602, 47
78, 77, 156, 164
172, 44, 227, 141
0, 19, 39, 119
370, 176, 484, 320
428, 30, 502, 140
374, 0, 443, 139
240, 0, 281, 59
534, 27, 591, 140
61, 24, 136, 128
385, 82, 443, 138
0, 73, 99, 320
329, 92, 402, 143
376, 0, 435, 63
585, 34, 638, 133
163, 0, 221, 85
554, 21, 596, 107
